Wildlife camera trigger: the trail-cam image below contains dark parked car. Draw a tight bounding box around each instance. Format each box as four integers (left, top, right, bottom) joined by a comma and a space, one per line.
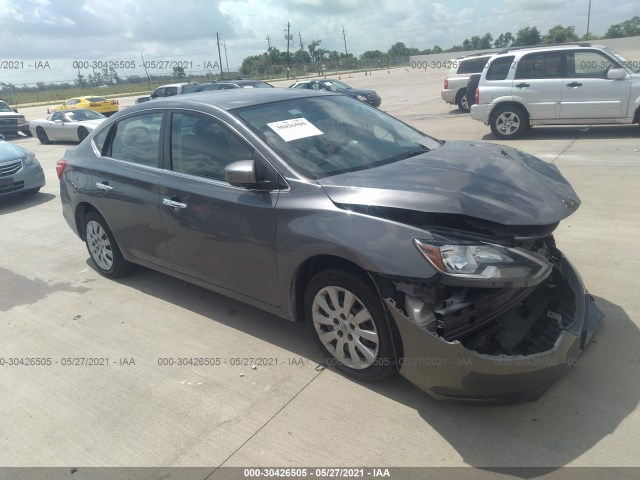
183, 80, 274, 93
290, 79, 381, 107
0, 100, 31, 137
0, 134, 45, 196
57, 89, 601, 403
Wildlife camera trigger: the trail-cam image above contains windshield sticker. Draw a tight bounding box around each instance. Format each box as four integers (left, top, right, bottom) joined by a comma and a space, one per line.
267, 118, 324, 142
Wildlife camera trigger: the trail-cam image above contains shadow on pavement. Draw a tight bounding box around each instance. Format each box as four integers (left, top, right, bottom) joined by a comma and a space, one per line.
482, 124, 640, 141
108, 264, 639, 473
0, 192, 56, 214
366, 296, 639, 474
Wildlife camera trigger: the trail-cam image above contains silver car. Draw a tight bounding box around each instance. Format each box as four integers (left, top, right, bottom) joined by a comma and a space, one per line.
0, 135, 46, 197
471, 43, 640, 139
57, 89, 601, 403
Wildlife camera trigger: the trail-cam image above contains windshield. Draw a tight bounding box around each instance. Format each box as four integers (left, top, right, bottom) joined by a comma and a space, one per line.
606, 48, 640, 73
234, 95, 441, 179
0, 101, 13, 112
65, 110, 105, 121
320, 80, 351, 92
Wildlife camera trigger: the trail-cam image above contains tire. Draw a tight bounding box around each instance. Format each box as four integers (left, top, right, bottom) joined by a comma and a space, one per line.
36, 127, 50, 144
304, 269, 397, 382
83, 211, 132, 278
466, 74, 481, 108
77, 127, 89, 142
456, 90, 470, 112
490, 105, 528, 139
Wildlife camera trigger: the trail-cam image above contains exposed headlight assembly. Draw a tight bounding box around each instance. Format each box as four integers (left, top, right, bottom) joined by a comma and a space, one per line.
414, 239, 552, 288
23, 152, 38, 166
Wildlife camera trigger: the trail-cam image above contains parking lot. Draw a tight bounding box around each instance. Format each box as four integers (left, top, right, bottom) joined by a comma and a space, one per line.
1, 65, 640, 474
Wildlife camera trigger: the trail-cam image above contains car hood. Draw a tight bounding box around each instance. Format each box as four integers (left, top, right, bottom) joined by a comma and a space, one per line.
0, 141, 27, 162
341, 88, 377, 97
76, 119, 105, 129
0, 111, 23, 118
317, 141, 580, 226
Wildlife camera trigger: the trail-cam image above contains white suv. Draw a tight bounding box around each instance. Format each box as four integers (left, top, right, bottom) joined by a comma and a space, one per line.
441, 54, 493, 112
470, 43, 640, 139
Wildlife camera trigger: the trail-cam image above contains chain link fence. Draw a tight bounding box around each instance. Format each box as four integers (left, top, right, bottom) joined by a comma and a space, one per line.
0, 57, 411, 107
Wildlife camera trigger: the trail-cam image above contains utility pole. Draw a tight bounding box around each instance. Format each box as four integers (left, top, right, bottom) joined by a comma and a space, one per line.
266, 35, 271, 50
223, 41, 229, 73
216, 32, 224, 80
342, 25, 348, 56
298, 31, 305, 72
285, 22, 291, 79
140, 53, 151, 84
586, 0, 592, 40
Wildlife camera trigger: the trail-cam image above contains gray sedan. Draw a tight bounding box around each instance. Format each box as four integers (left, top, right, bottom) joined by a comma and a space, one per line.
57, 89, 601, 403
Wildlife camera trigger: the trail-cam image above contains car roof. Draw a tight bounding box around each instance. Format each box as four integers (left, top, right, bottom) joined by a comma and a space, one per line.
55, 108, 99, 114
122, 88, 337, 113
452, 52, 495, 60
495, 42, 596, 55
157, 82, 193, 88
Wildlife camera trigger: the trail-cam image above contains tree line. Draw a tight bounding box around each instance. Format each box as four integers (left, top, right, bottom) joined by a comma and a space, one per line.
242, 15, 640, 72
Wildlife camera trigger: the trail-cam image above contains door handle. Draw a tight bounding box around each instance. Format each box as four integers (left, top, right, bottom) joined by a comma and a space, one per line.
96, 181, 113, 192
515, 82, 530, 88
163, 197, 187, 210
566, 82, 583, 87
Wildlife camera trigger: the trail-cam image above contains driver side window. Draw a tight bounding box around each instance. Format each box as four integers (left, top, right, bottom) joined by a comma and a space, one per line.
170, 113, 253, 182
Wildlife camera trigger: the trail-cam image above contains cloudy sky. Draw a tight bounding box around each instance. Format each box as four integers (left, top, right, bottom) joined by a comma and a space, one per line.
0, 0, 638, 84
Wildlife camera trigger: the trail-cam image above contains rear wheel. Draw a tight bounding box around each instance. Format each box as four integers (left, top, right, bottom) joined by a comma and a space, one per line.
77, 127, 89, 142
83, 211, 132, 278
456, 90, 470, 112
305, 269, 397, 382
36, 127, 50, 144
490, 105, 528, 139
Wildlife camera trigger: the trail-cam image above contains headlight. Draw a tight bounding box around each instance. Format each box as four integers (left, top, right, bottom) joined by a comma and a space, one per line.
23, 152, 37, 166
414, 239, 551, 287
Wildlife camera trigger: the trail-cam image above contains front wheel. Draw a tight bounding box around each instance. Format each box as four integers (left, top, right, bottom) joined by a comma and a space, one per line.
83, 211, 132, 278
490, 105, 528, 139
36, 127, 50, 144
305, 269, 397, 382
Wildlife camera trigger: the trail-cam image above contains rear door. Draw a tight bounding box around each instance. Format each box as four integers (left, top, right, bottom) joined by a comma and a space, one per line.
91, 112, 171, 268
560, 49, 631, 119
158, 111, 280, 306
512, 51, 563, 120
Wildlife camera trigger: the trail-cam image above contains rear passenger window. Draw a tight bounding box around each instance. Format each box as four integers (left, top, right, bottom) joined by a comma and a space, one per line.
110, 113, 163, 167
486, 56, 515, 81
515, 52, 562, 79
170, 113, 253, 182
457, 59, 477, 74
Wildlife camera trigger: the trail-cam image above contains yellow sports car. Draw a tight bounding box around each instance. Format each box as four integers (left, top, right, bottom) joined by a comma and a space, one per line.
48, 96, 119, 116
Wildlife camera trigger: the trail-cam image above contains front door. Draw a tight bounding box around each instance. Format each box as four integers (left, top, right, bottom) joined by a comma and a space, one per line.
560, 49, 631, 119
159, 112, 280, 306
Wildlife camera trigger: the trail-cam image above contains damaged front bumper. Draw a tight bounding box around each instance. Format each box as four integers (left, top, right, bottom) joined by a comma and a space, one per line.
384, 250, 603, 404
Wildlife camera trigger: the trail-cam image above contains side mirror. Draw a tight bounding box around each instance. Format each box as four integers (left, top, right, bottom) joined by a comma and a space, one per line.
225, 160, 257, 188
12, 108, 18, 113
607, 68, 627, 80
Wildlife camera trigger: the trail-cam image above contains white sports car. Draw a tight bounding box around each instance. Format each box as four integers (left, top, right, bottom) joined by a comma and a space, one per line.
29, 109, 106, 144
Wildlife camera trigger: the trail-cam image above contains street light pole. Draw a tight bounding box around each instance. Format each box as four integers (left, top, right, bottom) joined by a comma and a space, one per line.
586, 0, 592, 40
